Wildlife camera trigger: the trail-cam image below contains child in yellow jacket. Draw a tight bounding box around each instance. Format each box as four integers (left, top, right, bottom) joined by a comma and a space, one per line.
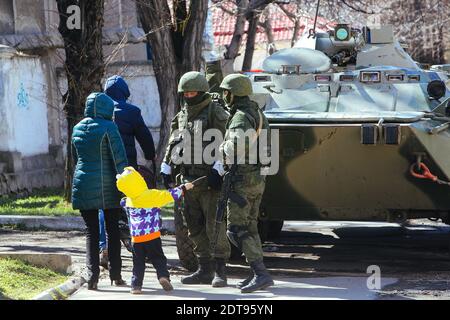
116, 166, 193, 294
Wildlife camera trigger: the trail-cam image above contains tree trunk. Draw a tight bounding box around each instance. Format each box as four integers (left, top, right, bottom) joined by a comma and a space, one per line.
224, 0, 249, 61
242, 10, 259, 71
137, 0, 209, 165
137, 1, 178, 164
261, 11, 276, 55
291, 19, 301, 47
57, 0, 105, 201
181, 0, 209, 72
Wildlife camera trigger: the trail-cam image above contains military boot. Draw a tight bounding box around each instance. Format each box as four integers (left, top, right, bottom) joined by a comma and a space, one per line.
236, 270, 254, 289
181, 258, 214, 285
240, 260, 274, 293
211, 258, 227, 287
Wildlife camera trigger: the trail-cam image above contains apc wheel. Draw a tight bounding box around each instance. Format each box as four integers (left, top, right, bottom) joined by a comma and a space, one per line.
174, 201, 198, 272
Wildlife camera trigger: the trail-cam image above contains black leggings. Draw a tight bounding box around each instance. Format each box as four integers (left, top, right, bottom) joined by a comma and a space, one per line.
131, 238, 170, 287
81, 209, 123, 282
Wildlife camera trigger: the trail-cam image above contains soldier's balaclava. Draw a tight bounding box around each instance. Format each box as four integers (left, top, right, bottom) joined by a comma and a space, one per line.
184, 92, 207, 107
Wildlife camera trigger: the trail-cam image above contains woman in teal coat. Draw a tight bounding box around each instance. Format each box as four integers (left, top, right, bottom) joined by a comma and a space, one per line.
72, 92, 128, 290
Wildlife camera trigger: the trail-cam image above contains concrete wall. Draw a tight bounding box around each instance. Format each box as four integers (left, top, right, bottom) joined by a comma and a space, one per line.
0, 0, 15, 34
0, 49, 49, 157
0, 46, 63, 194
13, 0, 46, 34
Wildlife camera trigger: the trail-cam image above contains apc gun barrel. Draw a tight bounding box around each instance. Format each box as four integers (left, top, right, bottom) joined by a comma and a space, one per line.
331, 51, 348, 65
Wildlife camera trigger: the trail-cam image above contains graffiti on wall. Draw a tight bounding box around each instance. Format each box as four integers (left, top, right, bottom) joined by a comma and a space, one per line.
17, 82, 29, 108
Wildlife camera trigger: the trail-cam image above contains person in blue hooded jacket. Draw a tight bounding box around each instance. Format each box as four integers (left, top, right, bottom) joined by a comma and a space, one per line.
104, 75, 156, 168
72, 92, 128, 290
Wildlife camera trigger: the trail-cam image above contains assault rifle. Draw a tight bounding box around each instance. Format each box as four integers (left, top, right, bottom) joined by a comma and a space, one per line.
211, 164, 247, 254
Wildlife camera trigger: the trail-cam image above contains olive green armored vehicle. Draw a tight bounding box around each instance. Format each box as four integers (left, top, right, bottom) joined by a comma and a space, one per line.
173, 25, 450, 271
248, 24, 450, 238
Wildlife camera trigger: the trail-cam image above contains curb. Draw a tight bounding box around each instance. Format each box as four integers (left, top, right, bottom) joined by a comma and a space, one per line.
0, 216, 85, 231
0, 215, 175, 233
0, 252, 72, 274
32, 276, 86, 300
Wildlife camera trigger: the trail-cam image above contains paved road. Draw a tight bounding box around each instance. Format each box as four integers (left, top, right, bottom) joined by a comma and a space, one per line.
1, 220, 449, 300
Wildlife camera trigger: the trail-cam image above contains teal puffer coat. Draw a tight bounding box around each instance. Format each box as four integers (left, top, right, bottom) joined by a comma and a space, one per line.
71, 92, 128, 210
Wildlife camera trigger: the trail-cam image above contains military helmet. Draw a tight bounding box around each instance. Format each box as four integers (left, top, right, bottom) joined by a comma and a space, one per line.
220, 74, 253, 96
178, 71, 209, 93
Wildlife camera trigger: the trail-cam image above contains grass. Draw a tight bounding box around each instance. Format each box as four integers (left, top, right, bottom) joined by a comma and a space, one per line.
0, 188, 78, 216
0, 258, 68, 300
0, 188, 175, 217
161, 202, 175, 218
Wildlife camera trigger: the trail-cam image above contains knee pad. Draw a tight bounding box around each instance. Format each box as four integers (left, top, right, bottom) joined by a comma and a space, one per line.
226, 225, 250, 249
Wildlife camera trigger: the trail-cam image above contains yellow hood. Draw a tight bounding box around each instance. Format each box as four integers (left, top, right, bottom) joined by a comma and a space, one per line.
116, 167, 147, 199
116, 166, 176, 208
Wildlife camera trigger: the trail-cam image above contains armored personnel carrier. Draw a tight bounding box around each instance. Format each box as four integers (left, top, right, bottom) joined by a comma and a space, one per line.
248, 24, 450, 238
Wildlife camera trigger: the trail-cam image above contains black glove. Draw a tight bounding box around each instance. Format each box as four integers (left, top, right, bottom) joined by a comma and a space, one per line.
207, 169, 223, 191
161, 173, 173, 190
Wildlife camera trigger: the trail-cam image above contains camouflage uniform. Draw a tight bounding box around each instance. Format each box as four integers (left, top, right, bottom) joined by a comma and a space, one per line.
162, 71, 230, 287
219, 74, 274, 293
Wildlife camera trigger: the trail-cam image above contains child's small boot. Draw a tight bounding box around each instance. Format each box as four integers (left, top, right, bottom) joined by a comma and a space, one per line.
130, 286, 142, 294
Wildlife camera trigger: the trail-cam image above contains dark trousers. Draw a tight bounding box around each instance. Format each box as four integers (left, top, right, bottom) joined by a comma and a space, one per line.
81, 209, 123, 282
131, 238, 170, 287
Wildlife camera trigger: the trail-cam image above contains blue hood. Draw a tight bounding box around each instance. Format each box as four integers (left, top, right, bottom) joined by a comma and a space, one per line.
104, 75, 130, 102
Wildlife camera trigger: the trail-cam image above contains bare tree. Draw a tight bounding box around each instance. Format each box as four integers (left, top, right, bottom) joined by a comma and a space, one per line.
56, 0, 105, 200
136, 0, 209, 162
386, 0, 450, 64
214, 0, 274, 70
242, 8, 260, 71
223, 0, 249, 61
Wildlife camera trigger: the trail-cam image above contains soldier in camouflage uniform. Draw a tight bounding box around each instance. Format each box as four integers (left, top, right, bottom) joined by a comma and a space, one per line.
219, 74, 274, 293
205, 60, 224, 94
160, 71, 231, 287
